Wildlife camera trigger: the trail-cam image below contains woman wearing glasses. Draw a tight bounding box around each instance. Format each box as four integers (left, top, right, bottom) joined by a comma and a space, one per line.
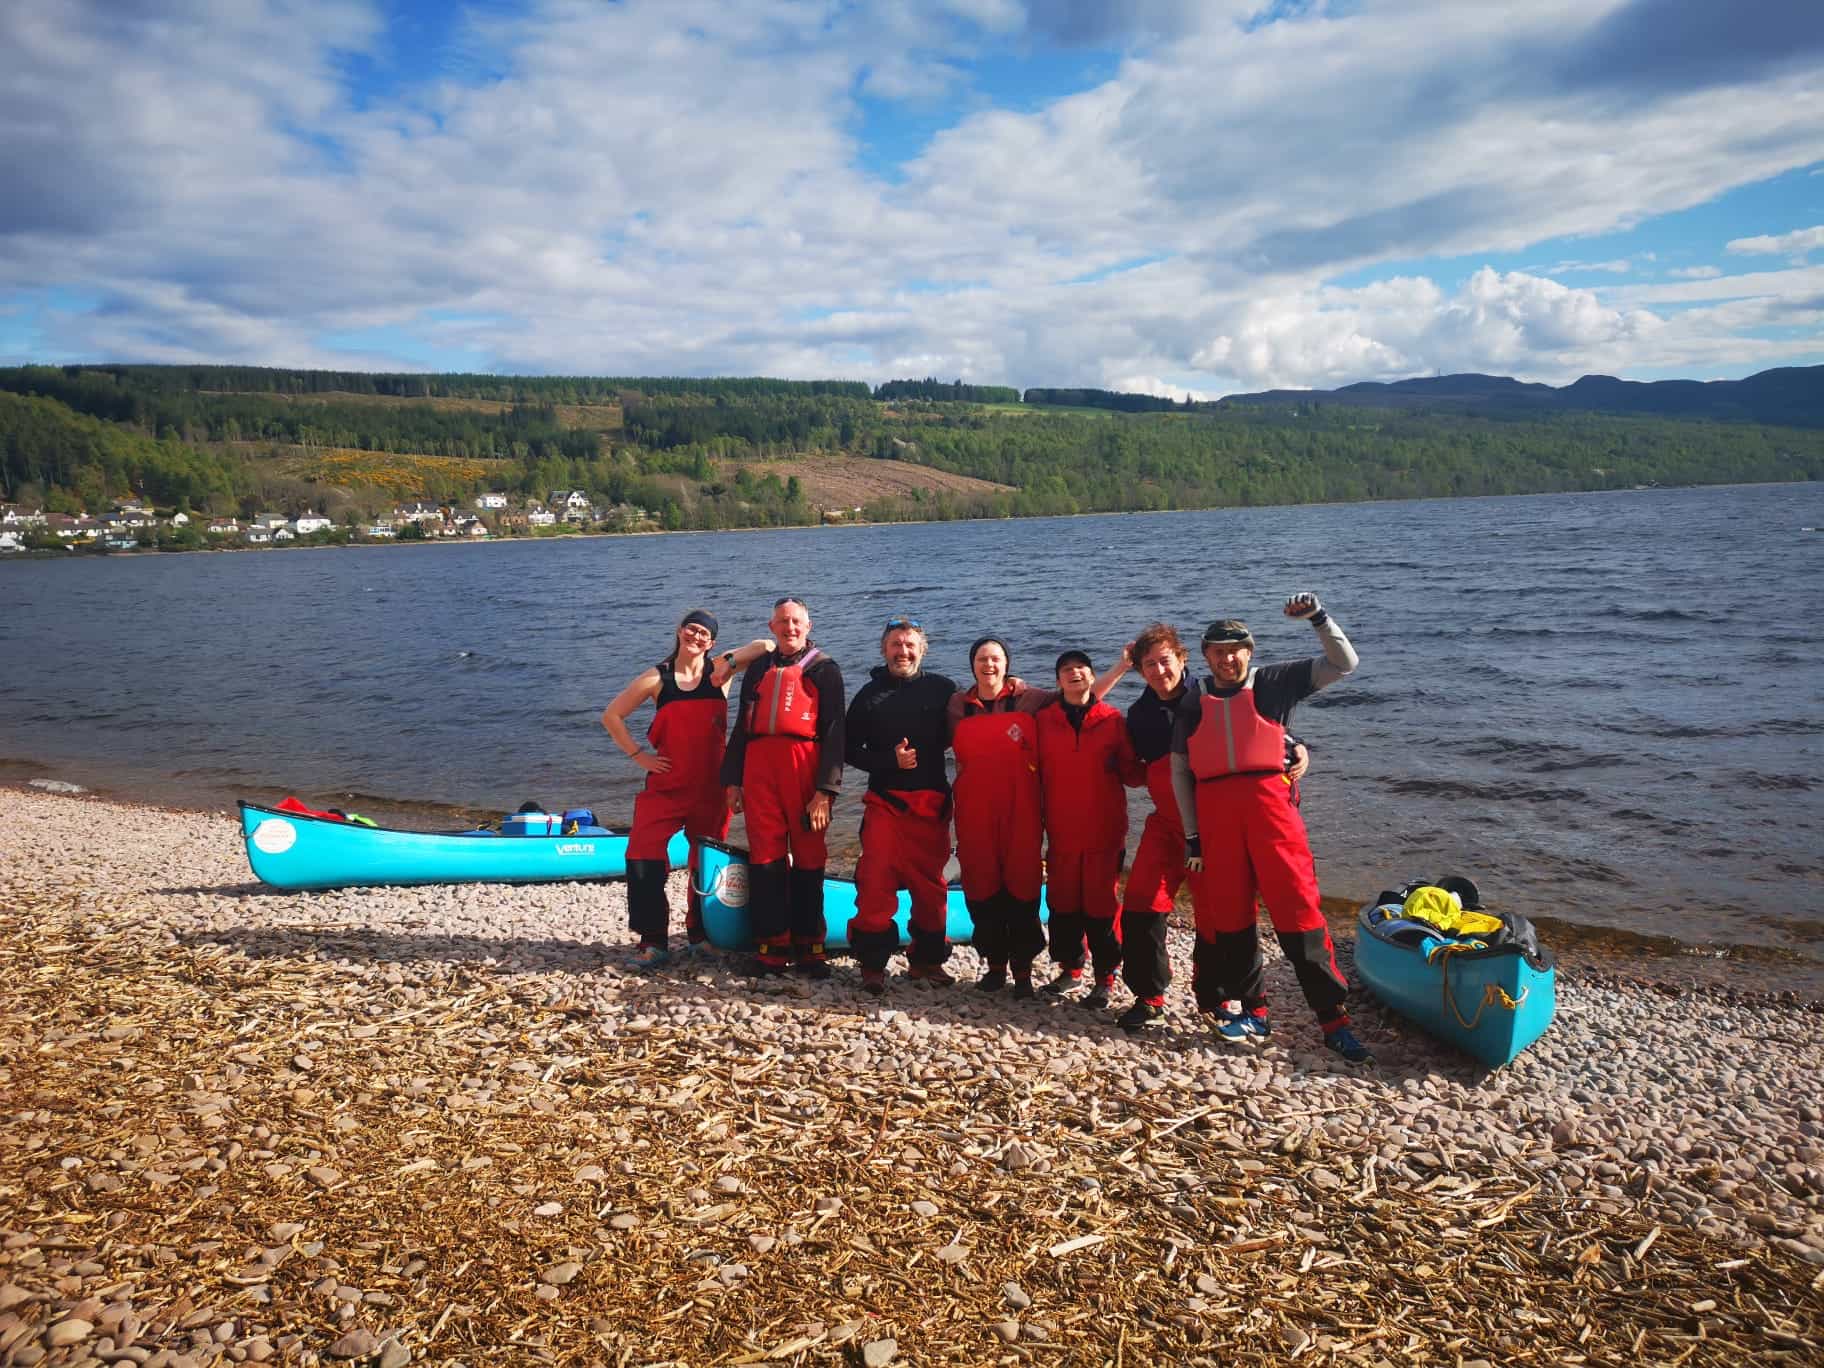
946, 636, 1129, 996
601, 610, 775, 968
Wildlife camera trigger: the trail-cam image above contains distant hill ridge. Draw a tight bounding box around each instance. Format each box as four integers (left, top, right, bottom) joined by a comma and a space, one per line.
1222, 365, 1824, 427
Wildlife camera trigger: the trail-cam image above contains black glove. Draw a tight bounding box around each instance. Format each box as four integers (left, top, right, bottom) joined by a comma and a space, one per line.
1185, 834, 1203, 872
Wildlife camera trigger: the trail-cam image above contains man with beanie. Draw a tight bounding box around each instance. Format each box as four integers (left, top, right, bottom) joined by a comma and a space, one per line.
722, 596, 846, 977
1170, 594, 1371, 1063
844, 617, 958, 994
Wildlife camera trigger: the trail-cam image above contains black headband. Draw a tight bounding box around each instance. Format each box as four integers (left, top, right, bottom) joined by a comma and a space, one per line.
680, 609, 719, 639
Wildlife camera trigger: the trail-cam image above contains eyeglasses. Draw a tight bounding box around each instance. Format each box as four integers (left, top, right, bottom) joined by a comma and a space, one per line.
884, 616, 921, 630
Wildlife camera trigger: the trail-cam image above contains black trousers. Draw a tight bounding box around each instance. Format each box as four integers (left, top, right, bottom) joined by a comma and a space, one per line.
1121, 910, 1170, 1003
1191, 925, 1349, 1026
971, 891, 1045, 969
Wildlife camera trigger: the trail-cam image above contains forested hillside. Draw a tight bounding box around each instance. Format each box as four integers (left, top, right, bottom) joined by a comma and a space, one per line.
2, 364, 1819, 532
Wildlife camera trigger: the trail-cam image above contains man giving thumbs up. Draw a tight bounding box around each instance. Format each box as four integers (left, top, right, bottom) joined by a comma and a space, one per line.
844, 617, 959, 995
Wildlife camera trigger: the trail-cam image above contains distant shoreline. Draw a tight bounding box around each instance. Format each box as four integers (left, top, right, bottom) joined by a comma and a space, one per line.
6, 476, 1818, 564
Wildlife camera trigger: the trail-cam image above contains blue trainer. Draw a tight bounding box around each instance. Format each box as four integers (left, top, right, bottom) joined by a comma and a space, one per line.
1213, 1012, 1271, 1043
1323, 1025, 1374, 1064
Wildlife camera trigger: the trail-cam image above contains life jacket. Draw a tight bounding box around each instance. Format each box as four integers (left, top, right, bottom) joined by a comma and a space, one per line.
1186, 676, 1285, 780
747, 647, 822, 741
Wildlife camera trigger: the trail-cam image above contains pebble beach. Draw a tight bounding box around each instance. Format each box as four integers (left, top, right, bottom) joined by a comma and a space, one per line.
4, 785, 1822, 1366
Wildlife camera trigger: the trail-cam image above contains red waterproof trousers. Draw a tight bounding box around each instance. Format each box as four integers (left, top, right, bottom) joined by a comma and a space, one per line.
852, 790, 951, 941
742, 735, 828, 867
1123, 756, 1187, 915
1189, 772, 1347, 1025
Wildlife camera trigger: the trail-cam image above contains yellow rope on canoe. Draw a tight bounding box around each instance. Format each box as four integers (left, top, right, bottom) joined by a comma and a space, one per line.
1428, 941, 1529, 1031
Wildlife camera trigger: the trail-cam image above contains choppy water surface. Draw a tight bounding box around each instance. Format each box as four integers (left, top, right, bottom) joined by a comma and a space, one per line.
5, 484, 1821, 976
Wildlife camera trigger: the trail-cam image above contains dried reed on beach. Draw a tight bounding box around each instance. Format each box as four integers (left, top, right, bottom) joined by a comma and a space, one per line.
5, 883, 1821, 1367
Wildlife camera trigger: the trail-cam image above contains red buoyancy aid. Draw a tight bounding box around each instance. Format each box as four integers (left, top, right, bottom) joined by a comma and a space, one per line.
747, 648, 822, 741
1186, 682, 1285, 780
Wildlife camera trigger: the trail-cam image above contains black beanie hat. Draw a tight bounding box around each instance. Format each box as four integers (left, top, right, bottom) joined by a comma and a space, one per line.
968, 635, 1009, 669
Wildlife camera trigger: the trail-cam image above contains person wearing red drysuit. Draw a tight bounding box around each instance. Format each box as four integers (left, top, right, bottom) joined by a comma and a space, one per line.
1036, 649, 1136, 1012
1171, 594, 1371, 1064
1115, 623, 1308, 1033
947, 636, 1128, 997
844, 617, 959, 995
601, 611, 775, 969
722, 597, 846, 977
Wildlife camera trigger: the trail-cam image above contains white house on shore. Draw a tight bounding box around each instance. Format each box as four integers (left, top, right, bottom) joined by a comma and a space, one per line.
292, 515, 333, 535
245, 527, 272, 544
394, 501, 442, 523
0, 530, 24, 553
365, 523, 396, 538
526, 508, 557, 527
474, 492, 508, 510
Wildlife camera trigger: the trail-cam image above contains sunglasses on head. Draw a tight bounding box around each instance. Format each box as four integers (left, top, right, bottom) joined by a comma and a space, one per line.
773, 596, 807, 610
884, 616, 921, 630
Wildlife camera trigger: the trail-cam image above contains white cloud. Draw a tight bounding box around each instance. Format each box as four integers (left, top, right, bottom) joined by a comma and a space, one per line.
1668, 265, 1722, 279
1726, 225, 1824, 256
2, 0, 1823, 392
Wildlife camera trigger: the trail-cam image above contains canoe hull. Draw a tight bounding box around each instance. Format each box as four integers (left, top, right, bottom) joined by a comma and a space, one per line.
239, 801, 687, 891
695, 839, 1050, 952
1354, 906, 1556, 1068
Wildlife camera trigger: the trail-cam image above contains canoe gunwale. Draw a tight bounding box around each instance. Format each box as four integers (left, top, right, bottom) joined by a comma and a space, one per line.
237, 799, 637, 842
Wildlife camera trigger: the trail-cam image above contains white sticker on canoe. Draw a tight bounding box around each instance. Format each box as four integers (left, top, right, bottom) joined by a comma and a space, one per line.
252, 818, 297, 855
555, 842, 596, 855
715, 862, 749, 908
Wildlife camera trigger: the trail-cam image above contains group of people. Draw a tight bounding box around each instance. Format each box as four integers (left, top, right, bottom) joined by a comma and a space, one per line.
600, 591, 1372, 1063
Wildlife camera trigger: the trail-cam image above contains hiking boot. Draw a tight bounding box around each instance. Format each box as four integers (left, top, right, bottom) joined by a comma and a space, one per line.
976, 967, 1008, 993
1082, 977, 1114, 1011
1323, 1024, 1374, 1065
631, 943, 671, 972
1011, 974, 1035, 1000
794, 956, 832, 981
860, 969, 887, 997
1213, 1011, 1271, 1043
746, 955, 790, 978
908, 962, 956, 986
1117, 1001, 1166, 1034
1041, 969, 1083, 997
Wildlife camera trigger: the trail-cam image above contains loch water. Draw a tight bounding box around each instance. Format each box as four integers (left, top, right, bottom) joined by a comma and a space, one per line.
4, 483, 1821, 978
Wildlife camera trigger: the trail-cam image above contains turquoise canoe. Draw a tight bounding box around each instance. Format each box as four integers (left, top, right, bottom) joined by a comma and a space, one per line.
238, 800, 687, 891
1354, 894, 1556, 1068
695, 838, 1051, 952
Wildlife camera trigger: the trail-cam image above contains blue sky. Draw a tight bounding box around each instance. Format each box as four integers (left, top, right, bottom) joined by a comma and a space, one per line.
2, 0, 1822, 396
